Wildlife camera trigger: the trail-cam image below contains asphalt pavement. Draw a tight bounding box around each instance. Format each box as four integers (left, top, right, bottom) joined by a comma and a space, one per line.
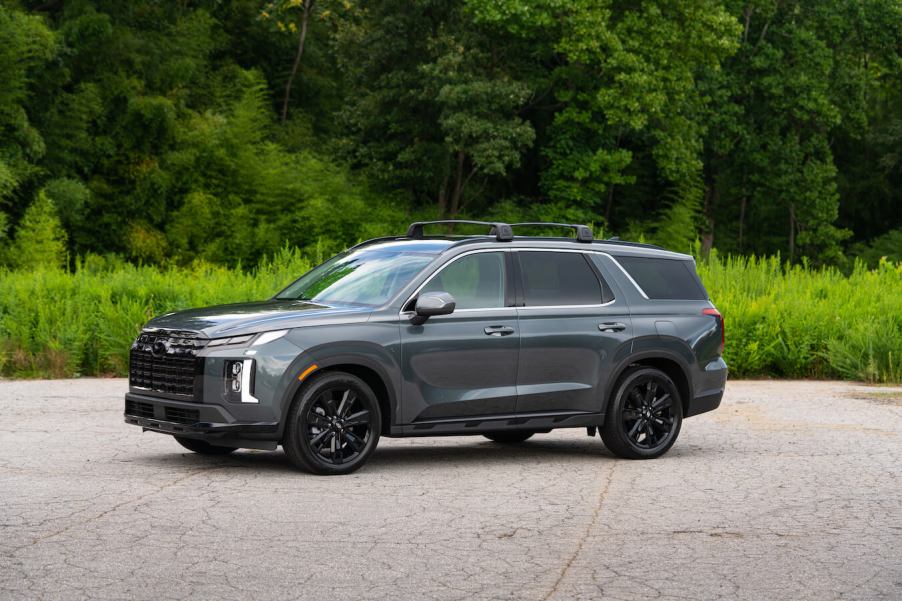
1, 378, 901, 600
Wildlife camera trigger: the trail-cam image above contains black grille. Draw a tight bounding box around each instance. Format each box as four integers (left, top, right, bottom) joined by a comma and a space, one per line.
125, 400, 155, 418
164, 406, 200, 424
129, 330, 207, 398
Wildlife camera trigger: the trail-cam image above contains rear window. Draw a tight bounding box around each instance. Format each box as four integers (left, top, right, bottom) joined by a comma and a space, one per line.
615, 256, 707, 300
518, 252, 603, 306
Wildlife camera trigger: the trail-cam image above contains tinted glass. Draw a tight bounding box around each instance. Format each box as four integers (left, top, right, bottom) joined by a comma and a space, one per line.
518, 252, 601, 306
276, 249, 434, 306
616, 256, 708, 300
420, 252, 506, 310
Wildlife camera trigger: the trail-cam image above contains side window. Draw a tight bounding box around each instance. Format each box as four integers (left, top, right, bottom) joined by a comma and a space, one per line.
615, 256, 708, 300
518, 252, 602, 306
420, 252, 506, 310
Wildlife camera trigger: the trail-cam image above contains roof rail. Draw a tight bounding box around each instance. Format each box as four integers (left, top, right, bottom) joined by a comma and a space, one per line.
592, 239, 665, 250
406, 220, 514, 242
509, 222, 593, 243
402, 219, 665, 249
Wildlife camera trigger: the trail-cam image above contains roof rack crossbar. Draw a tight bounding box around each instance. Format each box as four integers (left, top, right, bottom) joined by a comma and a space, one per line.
406, 220, 514, 242
509, 222, 594, 243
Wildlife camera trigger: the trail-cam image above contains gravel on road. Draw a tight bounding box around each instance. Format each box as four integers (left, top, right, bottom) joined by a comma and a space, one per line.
1, 379, 901, 600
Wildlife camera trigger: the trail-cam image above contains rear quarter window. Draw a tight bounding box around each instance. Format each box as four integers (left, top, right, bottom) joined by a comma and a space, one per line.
615, 256, 708, 300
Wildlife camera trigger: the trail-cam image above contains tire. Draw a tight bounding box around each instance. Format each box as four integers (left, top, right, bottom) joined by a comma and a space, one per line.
175, 437, 237, 455
483, 431, 535, 443
284, 371, 382, 475
600, 367, 683, 459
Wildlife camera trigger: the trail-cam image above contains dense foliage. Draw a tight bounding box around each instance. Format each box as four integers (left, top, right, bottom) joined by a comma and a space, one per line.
1, 1, 900, 382
1, 250, 899, 382
0, 0, 900, 266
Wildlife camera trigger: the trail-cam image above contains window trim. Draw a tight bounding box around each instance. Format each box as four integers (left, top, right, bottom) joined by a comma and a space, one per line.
605, 254, 712, 301
400, 248, 514, 315
513, 248, 615, 310
399, 247, 650, 316
601, 254, 650, 299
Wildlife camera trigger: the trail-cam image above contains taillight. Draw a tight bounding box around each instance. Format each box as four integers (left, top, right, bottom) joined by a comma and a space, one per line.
703, 308, 724, 354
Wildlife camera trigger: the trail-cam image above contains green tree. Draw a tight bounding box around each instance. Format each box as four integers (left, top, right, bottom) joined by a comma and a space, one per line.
0, 4, 56, 204
9, 191, 68, 270
469, 0, 740, 229
335, 0, 539, 217
700, 0, 900, 263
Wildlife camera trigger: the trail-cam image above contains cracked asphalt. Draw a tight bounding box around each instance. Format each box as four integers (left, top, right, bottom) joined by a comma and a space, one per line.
1, 379, 901, 601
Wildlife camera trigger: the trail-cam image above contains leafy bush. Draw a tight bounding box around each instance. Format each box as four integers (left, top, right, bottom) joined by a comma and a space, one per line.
0, 246, 899, 381
0, 248, 310, 378
698, 254, 902, 383
6, 192, 68, 271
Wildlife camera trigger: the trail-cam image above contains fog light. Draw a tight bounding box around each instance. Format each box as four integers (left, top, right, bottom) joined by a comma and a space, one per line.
224, 360, 252, 402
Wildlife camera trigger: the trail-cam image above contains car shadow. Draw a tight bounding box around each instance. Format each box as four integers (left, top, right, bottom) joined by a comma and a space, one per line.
132, 436, 624, 474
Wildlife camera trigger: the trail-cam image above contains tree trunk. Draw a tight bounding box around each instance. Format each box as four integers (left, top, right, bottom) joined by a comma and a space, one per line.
604, 184, 615, 225
701, 183, 715, 258
437, 172, 449, 218
449, 151, 466, 219
788, 203, 796, 262
738, 195, 747, 251
280, 0, 314, 124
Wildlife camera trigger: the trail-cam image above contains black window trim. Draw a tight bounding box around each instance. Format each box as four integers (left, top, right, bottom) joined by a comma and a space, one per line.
400, 248, 515, 314
513, 248, 616, 309
608, 254, 708, 301
605, 254, 650, 299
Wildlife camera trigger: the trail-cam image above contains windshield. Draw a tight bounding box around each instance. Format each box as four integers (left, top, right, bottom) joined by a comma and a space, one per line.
275, 249, 435, 306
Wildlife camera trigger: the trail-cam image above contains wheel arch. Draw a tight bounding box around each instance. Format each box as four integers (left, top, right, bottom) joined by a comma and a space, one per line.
278, 356, 396, 439
605, 351, 693, 418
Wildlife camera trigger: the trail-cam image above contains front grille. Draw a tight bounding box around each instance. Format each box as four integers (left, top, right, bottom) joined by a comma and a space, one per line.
164, 406, 200, 424
125, 400, 155, 418
129, 329, 207, 398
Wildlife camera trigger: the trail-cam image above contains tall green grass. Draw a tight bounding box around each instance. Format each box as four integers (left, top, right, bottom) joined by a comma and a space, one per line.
0, 249, 899, 382
0, 248, 311, 378
697, 254, 902, 382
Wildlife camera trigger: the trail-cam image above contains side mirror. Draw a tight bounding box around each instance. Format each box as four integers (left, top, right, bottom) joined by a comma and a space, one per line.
411, 291, 456, 325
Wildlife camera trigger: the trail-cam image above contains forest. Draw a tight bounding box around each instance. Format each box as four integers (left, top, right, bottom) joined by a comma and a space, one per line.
1, 0, 901, 381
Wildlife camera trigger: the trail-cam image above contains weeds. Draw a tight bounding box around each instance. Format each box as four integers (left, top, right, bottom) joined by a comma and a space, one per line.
0, 249, 899, 382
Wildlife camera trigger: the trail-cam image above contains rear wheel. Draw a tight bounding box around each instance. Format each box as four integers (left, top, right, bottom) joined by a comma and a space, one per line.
284, 372, 382, 475
600, 367, 682, 459
483, 431, 535, 443
174, 437, 236, 455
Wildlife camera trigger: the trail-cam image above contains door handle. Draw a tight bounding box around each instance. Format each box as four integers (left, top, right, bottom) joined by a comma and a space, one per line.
484, 326, 515, 336
598, 322, 626, 332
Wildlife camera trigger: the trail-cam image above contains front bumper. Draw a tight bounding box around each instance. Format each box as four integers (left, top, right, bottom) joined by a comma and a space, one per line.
124, 392, 279, 449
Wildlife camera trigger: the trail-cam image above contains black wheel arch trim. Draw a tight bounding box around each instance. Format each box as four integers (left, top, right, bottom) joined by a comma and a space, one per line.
604, 348, 695, 417
275, 352, 398, 440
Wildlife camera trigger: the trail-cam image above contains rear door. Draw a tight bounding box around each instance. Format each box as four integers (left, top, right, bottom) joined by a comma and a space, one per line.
514, 250, 632, 414
399, 250, 519, 423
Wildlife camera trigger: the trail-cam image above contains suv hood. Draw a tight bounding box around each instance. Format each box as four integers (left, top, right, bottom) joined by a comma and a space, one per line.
144, 300, 373, 338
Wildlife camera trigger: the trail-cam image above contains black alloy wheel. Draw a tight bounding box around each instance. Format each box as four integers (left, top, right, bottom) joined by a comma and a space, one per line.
285, 372, 381, 475
600, 367, 682, 459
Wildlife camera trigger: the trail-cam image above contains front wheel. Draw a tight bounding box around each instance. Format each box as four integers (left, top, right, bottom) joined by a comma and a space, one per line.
284, 371, 382, 475
600, 367, 683, 459
174, 437, 237, 455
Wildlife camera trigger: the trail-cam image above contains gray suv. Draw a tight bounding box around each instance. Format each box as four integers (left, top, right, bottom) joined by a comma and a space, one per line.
125, 221, 727, 474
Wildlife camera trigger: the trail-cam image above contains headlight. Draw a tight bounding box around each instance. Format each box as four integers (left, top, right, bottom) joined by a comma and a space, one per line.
206, 329, 289, 348
207, 334, 254, 347
252, 329, 288, 346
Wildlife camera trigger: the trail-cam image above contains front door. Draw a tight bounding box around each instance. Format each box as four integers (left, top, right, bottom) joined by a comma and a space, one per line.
399, 251, 519, 423
514, 250, 633, 414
